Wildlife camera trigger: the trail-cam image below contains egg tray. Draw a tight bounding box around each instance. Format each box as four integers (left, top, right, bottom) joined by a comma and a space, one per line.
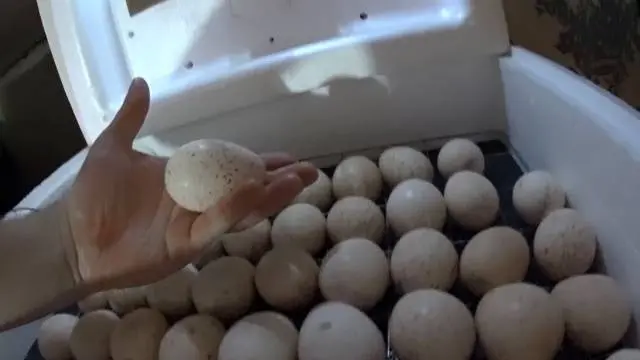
25, 140, 623, 360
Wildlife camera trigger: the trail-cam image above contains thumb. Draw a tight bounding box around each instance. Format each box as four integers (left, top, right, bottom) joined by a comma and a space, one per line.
104, 78, 150, 146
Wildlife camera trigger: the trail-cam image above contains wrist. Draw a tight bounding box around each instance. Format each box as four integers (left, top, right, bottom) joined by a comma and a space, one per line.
0, 199, 86, 329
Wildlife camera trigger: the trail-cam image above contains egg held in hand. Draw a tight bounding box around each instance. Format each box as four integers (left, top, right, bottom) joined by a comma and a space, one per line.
165, 139, 266, 212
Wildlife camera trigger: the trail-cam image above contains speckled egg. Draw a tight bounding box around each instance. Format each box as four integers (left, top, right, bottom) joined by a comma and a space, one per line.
293, 170, 333, 211
191, 257, 255, 322
608, 349, 640, 360
386, 179, 447, 236
255, 248, 319, 311
70, 310, 119, 360
444, 171, 499, 231
390, 228, 458, 293
319, 238, 389, 310
460, 227, 530, 296
389, 289, 475, 360
437, 138, 485, 179
38, 314, 79, 360
107, 287, 147, 315
145, 265, 197, 316
513, 171, 566, 225
476, 283, 564, 360
326, 196, 385, 244
332, 156, 382, 200
110, 308, 168, 360
378, 146, 433, 187
221, 219, 271, 263
158, 314, 225, 360
165, 139, 266, 212
219, 312, 297, 360
271, 203, 326, 255
298, 302, 385, 360
533, 209, 597, 281
551, 274, 631, 353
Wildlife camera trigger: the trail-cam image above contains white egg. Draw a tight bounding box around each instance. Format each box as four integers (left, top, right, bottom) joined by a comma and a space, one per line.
78, 291, 108, 313
299, 302, 385, 360
293, 170, 333, 211
608, 349, 640, 360
37, 314, 79, 360
326, 196, 385, 244
191, 257, 255, 321
513, 171, 566, 225
390, 228, 458, 293
158, 314, 225, 360
271, 203, 326, 255
437, 138, 485, 179
389, 289, 475, 360
145, 265, 197, 316
476, 283, 564, 360
332, 156, 382, 200
444, 171, 499, 231
255, 248, 319, 311
533, 209, 597, 281
107, 287, 147, 315
165, 139, 266, 212
460, 227, 530, 296
110, 308, 168, 360
551, 274, 631, 353
70, 310, 119, 360
221, 219, 271, 263
386, 179, 446, 236
378, 146, 434, 187
320, 238, 389, 310
219, 312, 297, 360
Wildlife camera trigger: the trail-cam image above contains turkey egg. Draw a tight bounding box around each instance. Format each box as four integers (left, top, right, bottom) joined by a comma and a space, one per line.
332, 156, 382, 200
551, 274, 631, 353
390, 228, 458, 293
165, 139, 266, 212
460, 227, 530, 296
109, 308, 168, 360
298, 302, 385, 360
378, 146, 433, 187
389, 289, 475, 360
533, 208, 597, 281
272, 203, 326, 255
386, 179, 446, 236
513, 171, 566, 225
320, 238, 389, 310
70, 310, 119, 360
191, 257, 255, 321
255, 248, 319, 311
221, 219, 271, 263
326, 196, 385, 244
475, 283, 564, 360
158, 314, 225, 360
37, 313, 78, 360
444, 171, 499, 231
145, 264, 197, 316
219, 312, 297, 360
293, 169, 333, 211
437, 138, 485, 179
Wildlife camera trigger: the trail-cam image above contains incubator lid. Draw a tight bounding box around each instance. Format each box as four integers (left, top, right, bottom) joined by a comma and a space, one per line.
37, 0, 509, 144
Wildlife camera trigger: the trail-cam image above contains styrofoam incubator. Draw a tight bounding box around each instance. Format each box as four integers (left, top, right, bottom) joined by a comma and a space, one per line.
4, 0, 640, 358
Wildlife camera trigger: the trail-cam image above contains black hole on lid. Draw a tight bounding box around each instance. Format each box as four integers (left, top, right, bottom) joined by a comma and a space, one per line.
185, 61, 194, 69
360, 12, 368, 20
269, 37, 275, 43
128, 31, 135, 38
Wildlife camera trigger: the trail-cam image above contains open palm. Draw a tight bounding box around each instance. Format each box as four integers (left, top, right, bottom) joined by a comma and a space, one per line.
66, 79, 316, 290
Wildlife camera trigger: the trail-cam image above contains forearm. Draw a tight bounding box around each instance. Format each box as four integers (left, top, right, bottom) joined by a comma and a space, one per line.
0, 200, 85, 330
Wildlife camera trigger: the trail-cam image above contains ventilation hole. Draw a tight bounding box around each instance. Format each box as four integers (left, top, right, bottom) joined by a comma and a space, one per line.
185, 61, 194, 69
359, 12, 368, 20
269, 37, 275, 43
128, 31, 135, 38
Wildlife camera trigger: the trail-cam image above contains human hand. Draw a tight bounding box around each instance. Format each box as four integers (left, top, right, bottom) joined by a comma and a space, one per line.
65, 78, 317, 291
